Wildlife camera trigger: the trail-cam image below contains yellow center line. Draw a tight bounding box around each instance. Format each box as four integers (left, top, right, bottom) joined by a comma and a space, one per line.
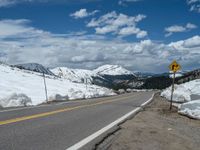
0, 94, 138, 126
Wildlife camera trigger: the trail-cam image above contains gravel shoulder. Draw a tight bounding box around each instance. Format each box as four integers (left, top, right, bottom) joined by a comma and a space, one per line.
108, 93, 200, 150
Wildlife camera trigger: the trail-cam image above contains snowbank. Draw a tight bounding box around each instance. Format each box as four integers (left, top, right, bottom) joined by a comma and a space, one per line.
160, 84, 191, 103
161, 79, 200, 103
0, 93, 32, 107
0, 64, 115, 108
178, 100, 200, 120
161, 79, 200, 119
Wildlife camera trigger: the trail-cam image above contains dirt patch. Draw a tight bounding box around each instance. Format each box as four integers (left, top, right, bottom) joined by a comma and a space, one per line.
108, 93, 200, 150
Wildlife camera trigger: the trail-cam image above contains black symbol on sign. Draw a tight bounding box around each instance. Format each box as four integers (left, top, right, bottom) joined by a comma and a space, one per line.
172, 64, 178, 70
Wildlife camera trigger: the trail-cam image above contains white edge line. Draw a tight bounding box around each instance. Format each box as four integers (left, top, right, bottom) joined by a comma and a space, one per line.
140, 93, 155, 107
66, 92, 155, 150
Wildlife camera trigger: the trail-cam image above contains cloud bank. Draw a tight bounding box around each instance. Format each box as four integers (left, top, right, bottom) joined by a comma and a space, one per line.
0, 19, 200, 73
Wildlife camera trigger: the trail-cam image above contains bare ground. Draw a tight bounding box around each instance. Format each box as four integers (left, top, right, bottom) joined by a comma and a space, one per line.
108, 93, 200, 150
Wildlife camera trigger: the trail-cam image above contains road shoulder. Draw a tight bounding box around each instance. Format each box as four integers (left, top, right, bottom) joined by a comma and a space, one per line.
107, 93, 200, 150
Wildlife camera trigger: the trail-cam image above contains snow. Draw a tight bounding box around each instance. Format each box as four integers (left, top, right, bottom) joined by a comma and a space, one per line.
160, 84, 191, 103
161, 79, 200, 119
169, 72, 183, 78
93, 65, 135, 76
178, 100, 200, 120
0, 64, 115, 108
161, 79, 200, 102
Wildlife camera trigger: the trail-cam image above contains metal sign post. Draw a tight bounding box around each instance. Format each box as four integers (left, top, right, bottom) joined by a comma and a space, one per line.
170, 72, 175, 110
168, 60, 181, 110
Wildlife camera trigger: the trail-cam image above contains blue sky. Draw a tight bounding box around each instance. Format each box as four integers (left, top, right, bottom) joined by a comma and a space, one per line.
0, 0, 200, 72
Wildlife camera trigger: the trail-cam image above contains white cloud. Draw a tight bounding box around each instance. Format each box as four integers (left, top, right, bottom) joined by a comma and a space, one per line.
95, 26, 118, 34
70, 8, 99, 19
187, 0, 200, 13
0, 0, 48, 7
87, 12, 147, 38
0, 0, 100, 7
136, 30, 147, 38
187, 0, 200, 4
0, 19, 50, 39
183, 36, 200, 47
0, 0, 16, 7
0, 19, 32, 36
186, 23, 198, 29
165, 23, 197, 37
169, 35, 200, 48
1, 19, 200, 72
118, 26, 147, 38
118, 0, 142, 6
119, 26, 140, 35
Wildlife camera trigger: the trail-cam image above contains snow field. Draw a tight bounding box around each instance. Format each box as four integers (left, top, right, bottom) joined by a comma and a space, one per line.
0, 64, 115, 108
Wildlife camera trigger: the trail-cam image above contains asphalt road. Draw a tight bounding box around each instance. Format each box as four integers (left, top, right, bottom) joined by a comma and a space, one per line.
0, 91, 154, 150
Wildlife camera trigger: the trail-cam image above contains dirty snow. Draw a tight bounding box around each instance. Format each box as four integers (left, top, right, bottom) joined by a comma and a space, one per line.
160, 84, 191, 103
178, 100, 200, 120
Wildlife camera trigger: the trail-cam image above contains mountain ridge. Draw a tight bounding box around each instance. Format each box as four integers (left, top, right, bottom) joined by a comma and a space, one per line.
12, 63, 200, 90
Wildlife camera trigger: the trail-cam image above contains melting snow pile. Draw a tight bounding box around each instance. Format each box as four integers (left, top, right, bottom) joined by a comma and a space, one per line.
161, 79, 200, 119
161, 84, 191, 103
178, 100, 200, 119
0, 64, 115, 108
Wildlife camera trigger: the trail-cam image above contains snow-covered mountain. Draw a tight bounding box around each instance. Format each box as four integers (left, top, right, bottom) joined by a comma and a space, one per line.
94, 65, 135, 76
14, 63, 140, 90
51, 64, 138, 89
51, 67, 95, 83
0, 64, 115, 108
177, 69, 200, 84
14, 63, 55, 76
52, 65, 135, 80
93, 65, 137, 89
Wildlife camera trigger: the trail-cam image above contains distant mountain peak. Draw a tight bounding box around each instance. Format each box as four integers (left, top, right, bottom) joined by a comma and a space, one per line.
51, 67, 95, 83
14, 63, 55, 76
93, 64, 135, 76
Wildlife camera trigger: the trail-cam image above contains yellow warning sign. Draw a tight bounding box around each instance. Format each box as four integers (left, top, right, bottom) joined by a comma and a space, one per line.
169, 60, 181, 72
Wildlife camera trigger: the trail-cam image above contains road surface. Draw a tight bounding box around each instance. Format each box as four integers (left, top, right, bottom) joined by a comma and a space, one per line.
0, 91, 154, 150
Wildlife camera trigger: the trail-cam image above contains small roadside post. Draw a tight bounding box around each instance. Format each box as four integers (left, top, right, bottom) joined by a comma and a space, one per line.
43, 72, 48, 103
168, 60, 181, 110
85, 78, 88, 90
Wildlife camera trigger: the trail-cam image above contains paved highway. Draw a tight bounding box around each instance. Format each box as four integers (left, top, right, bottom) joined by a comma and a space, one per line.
0, 91, 154, 150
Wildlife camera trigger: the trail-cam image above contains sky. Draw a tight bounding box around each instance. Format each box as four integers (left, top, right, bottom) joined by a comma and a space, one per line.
0, 0, 200, 73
